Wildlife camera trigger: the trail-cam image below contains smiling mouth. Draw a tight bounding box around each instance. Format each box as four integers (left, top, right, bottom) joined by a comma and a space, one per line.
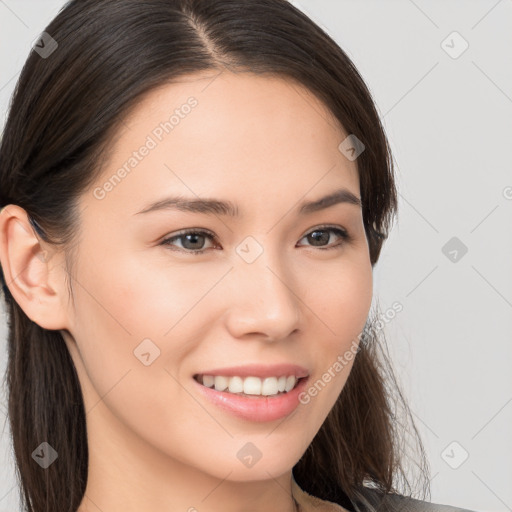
193, 374, 306, 397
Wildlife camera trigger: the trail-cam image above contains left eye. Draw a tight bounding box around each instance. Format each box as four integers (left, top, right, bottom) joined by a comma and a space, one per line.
300, 226, 350, 250
160, 225, 350, 255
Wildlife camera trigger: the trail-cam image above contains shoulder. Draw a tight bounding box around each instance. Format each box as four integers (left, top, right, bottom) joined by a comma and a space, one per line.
354, 486, 478, 512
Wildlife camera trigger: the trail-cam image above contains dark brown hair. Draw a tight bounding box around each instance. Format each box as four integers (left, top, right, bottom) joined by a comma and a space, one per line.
0, 1, 429, 511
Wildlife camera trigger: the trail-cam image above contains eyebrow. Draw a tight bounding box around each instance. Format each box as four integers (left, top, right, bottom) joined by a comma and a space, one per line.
134, 188, 362, 217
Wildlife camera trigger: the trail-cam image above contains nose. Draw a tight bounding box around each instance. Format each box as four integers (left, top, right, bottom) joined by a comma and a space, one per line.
224, 248, 302, 342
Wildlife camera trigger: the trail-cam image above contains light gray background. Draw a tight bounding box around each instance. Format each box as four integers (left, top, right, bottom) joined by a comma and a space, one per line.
1, 1, 511, 511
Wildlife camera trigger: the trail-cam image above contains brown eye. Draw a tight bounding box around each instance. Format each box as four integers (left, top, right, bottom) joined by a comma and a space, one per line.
298, 226, 350, 250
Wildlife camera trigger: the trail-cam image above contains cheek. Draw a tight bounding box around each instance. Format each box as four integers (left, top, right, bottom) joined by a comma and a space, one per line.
74, 244, 215, 337
66, 249, 217, 449
66, 247, 172, 392
297, 254, 372, 407
304, 252, 373, 343
68, 246, 233, 394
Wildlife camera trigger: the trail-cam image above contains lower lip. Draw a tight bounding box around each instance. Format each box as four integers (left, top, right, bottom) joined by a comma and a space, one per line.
192, 377, 309, 422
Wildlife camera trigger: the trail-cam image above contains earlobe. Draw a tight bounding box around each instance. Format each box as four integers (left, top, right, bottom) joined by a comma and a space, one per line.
0, 204, 68, 330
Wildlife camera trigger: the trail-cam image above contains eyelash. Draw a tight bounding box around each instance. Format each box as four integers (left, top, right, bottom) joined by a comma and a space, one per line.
159, 224, 351, 256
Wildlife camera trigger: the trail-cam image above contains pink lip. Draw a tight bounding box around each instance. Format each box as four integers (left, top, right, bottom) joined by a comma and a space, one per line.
193, 363, 309, 379
193, 375, 310, 422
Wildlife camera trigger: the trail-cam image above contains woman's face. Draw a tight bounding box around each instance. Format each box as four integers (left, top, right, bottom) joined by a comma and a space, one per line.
60, 71, 373, 485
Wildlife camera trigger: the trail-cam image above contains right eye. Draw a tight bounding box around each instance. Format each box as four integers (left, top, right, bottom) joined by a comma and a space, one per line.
160, 229, 218, 255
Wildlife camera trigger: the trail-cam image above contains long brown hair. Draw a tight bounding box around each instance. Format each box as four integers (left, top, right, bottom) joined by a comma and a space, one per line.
0, 1, 429, 511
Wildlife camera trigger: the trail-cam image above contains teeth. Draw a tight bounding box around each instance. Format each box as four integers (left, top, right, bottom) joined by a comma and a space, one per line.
198, 375, 300, 397
243, 376, 261, 395
261, 377, 278, 396
203, 375, 215, 388
285, 375, 296, 392
214, 376, 229, 391
228, 376, 244, 393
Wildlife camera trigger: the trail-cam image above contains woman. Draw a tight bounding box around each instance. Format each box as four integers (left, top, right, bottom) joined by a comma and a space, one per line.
0, 1, 477, 511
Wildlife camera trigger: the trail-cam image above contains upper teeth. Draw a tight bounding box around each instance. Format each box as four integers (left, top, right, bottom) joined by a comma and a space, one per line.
198, 375, 299, 396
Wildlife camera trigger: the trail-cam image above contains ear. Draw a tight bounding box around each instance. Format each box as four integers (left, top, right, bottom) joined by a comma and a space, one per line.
0, 204, 69, 330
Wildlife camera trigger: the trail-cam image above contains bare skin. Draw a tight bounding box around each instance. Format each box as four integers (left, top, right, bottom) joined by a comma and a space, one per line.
0, 70, 372, 512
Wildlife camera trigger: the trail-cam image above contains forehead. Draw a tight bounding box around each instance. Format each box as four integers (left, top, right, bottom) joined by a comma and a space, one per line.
85, 71, 360, 216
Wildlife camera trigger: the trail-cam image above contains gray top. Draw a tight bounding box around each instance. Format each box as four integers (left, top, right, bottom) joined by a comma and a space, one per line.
291, 474, 477, 512
353, 486, 477, 512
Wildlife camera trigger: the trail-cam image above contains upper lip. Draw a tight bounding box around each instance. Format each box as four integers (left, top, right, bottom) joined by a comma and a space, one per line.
193, 364, 309, 379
